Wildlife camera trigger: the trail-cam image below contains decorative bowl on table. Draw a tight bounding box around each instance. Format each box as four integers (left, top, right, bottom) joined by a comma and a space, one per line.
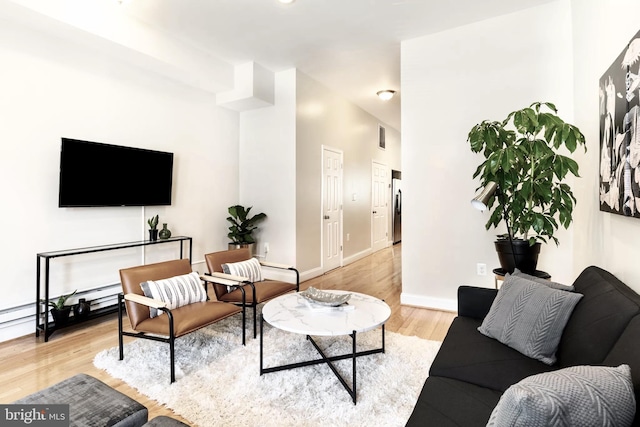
299, 287, 351, 306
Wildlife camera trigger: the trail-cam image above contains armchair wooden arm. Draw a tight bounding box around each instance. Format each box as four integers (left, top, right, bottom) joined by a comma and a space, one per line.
200, 273, 240, 287
260, 261, 300, 292
260, 261, 294, 270
124, 293, 167, 309
204, 271, 251, 283
199, 273, 249, 310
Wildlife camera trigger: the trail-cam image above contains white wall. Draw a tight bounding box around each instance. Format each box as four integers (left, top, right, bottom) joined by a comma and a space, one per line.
401, 0, 575, 310
0, 5, 239, 340
239, 69, 297, 266
570, 0, 640, 291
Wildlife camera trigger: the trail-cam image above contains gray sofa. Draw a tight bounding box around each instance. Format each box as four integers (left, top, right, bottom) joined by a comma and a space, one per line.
406, 266, 640, 426
14, 373, 188, 427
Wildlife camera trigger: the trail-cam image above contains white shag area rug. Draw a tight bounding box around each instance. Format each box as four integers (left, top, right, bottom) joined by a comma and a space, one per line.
94, 311, 440, 427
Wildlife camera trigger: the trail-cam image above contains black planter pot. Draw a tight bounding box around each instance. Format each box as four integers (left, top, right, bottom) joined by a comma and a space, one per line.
149, 229, 159, 241
228, 242, 256, 257
494, 239, 541, 274
73, 298, 91, 321
50, 306, 72, 328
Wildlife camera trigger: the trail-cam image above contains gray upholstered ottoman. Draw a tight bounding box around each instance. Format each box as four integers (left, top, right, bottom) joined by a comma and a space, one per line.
14, 373, 148, 427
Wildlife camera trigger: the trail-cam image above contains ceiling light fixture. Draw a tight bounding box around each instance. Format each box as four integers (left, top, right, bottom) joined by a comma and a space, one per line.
278, 0, 295, 4
377, 90, 395, 101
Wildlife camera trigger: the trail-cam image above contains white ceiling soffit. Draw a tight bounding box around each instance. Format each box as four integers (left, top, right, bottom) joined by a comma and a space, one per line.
216, 62, 275, 111
123, 0, 556, 131
1, 0, 234, 93
4, 0, 557, 131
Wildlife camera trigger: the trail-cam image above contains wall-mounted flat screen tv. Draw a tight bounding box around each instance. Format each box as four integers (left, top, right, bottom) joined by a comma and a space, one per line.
58, 138, 174, 207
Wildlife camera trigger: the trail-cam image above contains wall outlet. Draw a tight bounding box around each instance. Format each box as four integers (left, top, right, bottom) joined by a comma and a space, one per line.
477, 263, 487, 276
346, 233, 350, 241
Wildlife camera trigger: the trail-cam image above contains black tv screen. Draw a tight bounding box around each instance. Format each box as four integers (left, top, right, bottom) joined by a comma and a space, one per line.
58, 138, 174, 207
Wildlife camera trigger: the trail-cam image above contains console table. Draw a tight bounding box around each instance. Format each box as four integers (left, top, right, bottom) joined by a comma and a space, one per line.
36, 236, 192, 342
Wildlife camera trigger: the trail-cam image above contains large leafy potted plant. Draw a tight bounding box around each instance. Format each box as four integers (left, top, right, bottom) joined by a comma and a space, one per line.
226, 205, 266, 256
468, 102, 586, 273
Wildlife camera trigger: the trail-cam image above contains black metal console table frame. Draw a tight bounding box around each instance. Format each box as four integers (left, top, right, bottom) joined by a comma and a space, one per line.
259, 314, 386, 404
36, 236, 192, 342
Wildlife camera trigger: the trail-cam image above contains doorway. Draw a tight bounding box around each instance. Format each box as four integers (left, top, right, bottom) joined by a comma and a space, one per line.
372, 161, 389, 253
322, 146, 343, 273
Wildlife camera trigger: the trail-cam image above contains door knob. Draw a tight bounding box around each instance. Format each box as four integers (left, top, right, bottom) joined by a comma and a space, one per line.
324, 215, 330, 219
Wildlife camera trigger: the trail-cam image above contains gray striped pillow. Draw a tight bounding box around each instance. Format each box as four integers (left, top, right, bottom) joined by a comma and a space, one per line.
140, 272, 207, 318
478, 275, 583, 364
222, 257, 263, 282
487, 365, 635, 427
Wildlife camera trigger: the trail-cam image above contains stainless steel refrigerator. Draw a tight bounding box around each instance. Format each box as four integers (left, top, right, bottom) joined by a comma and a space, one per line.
392, 177, 402, 244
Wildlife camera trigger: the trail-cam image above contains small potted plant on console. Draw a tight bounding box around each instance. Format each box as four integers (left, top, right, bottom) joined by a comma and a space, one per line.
147, 215, 159, 241
44, 289, 77, 328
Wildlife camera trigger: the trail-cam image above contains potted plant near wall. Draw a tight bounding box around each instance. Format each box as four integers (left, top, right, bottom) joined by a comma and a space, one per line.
468, 102, 586, 273
227, 205, 266, 256
147, 215, 159, 241
43, 289, 77, 328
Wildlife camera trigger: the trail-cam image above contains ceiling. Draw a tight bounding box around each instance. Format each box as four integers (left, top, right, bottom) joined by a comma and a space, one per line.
122, 0, 555, 131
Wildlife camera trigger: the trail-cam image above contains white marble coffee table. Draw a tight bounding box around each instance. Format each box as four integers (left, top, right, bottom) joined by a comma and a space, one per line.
260, 290, 391, 404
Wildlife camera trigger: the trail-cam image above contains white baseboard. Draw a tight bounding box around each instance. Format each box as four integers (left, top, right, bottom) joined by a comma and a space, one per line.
0, 316, 35, 343
298, 249, 373, 283
343, 248, 372, 265
299, 266, 324, 282
400, 292, 457, 313
0, 285, 123, 344
298, 248, 388, 284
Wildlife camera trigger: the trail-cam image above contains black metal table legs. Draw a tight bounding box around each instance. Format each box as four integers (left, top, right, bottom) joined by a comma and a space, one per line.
259, 314, 386, 404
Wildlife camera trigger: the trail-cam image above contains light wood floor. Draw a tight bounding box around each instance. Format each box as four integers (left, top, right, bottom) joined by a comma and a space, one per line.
0, 244, 455, 425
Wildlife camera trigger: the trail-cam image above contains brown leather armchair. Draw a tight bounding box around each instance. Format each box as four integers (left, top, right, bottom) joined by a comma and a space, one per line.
118, 258, 244, 383
204, 248, 299, 339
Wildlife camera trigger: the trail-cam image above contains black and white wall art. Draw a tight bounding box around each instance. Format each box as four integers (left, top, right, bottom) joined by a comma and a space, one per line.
600, 29, 640, 217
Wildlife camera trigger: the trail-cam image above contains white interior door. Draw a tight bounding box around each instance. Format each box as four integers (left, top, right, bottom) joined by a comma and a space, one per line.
322, 147, 343, 273
372, 161, 389, 252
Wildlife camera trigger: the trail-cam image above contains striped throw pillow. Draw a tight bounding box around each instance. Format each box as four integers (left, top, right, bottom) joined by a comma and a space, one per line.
140, 272, 207, 318
222, 257, 263, 283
